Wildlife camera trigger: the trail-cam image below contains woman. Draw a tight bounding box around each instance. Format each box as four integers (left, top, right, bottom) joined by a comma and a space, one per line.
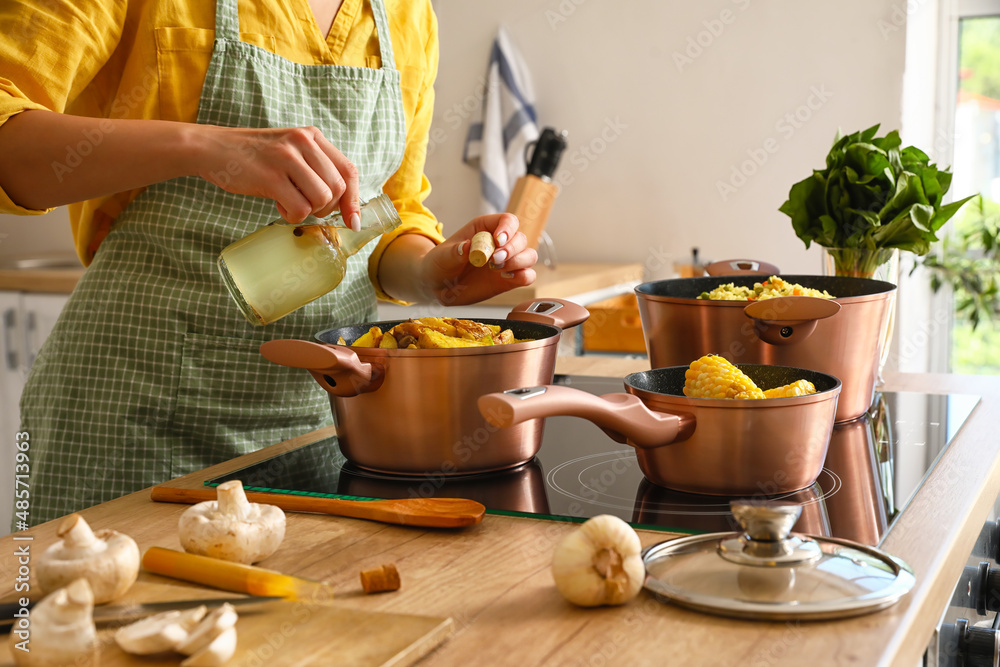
0, 0, 537, 525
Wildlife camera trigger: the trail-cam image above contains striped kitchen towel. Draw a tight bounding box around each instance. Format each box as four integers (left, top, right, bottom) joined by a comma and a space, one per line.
463, 26, 540, 214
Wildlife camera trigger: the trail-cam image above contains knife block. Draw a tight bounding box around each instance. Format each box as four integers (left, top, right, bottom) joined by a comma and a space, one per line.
506, 175, 560, 251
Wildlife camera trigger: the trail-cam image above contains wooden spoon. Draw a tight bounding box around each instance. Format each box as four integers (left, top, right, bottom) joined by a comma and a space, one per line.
151, 486, 485, 528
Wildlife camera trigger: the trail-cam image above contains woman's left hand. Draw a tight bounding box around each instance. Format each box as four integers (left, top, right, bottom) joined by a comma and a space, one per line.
420, 213, 537, 306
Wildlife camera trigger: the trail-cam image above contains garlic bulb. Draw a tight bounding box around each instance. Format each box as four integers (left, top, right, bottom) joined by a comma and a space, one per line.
551, 515, 645, 607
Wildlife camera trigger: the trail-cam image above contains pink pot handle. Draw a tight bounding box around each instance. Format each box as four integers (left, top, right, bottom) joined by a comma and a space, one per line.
477, 385, 694, 450
743, 296, 842, 346
259, 339, 380, 397
705, 259, 780, 276
507, 298, 589, 330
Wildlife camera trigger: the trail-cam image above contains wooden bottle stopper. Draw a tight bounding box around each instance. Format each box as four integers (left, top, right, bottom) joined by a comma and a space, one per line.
469, 231, 496, 267
360, 563, 401, 594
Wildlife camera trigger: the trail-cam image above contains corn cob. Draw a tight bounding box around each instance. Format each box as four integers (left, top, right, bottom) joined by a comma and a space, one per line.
762, 379, 817, 398
683, 355, 765, 399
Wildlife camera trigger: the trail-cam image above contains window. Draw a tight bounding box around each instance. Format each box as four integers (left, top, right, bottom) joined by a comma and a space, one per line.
896, 0, 1000, 376
944, 11, 1000, 373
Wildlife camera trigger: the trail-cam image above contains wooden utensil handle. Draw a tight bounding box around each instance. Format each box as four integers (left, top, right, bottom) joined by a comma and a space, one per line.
150, 486, 485, 528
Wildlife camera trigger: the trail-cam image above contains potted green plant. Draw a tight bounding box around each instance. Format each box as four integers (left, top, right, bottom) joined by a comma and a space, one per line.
779, 124, 976, 278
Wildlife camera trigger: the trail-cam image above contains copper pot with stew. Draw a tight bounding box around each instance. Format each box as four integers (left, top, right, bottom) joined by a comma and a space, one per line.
634, 274, 895, 422
478, 364, 841, 496
259, 298, 588, 475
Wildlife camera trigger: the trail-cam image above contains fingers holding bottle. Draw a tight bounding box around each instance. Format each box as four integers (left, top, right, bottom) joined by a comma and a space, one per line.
197, 125, 361, 227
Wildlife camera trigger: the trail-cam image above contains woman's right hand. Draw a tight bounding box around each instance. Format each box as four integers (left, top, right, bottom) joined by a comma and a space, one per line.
0, 111, 361, 228
197, 125, 362, 229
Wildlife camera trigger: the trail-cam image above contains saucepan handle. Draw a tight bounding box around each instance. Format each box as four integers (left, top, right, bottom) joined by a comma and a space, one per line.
705, 259, 780, 277
259, 339, 381, 397
507, 298, 589, 330
477, 385, 694, 450
743, 296, 842, 346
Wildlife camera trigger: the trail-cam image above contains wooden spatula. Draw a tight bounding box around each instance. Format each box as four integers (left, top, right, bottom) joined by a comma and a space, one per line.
151, 486, 485, 528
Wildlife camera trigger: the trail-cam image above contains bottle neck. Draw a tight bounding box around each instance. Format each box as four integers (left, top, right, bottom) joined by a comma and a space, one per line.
338, 225, 386, 257
339, 193, 402, 257
272, 193, 401, 230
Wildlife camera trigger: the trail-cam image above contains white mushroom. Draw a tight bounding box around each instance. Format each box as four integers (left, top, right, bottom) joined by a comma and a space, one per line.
178, 480, 285, 564
114, 605, 208, 655
177, 603, 239, 666
9, 578, 98, 667
115, 603, 239, 666
181, 627, 238, 667
36, 513, 140, 604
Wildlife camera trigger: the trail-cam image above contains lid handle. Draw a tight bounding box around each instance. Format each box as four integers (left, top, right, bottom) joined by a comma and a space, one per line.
731, 501, 800, 542
718, 501, 822, 566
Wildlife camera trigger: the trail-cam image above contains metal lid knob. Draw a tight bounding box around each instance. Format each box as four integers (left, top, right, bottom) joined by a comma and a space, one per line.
717, 501, 822, 566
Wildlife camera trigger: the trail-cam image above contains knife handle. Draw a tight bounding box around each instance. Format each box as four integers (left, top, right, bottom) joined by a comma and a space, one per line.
141, 547, 333, 603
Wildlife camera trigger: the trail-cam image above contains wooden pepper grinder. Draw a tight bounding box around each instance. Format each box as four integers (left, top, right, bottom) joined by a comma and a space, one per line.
505, 127, 568, 251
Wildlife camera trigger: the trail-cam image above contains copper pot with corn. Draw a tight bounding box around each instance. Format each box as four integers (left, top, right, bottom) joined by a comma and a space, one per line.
260, 298, 589, 475
477, 355, 841, 495
634, 274, 895, 422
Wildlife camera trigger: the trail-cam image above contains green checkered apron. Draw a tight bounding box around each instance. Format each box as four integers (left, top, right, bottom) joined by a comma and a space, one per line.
18, 0, 405, 526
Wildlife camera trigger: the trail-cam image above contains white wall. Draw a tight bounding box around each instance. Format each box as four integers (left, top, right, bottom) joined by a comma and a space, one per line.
426, 0, 908, 277
0, 1, 910, 278
0, 208, 77, 265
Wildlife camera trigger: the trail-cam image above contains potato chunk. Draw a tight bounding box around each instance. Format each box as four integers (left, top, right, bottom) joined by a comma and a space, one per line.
418, 329, 494, 348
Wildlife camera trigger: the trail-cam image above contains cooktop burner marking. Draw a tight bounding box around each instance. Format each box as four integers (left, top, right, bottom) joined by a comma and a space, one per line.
545, 450, 641, 511
546, 449, 842, 517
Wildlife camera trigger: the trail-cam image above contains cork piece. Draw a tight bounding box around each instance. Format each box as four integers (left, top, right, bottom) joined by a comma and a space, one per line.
468, 231, 496, 268
360, 563, 401, 594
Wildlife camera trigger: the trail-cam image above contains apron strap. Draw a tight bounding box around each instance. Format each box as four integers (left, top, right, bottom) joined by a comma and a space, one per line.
214, 0, 240, 43
369, 0, 396, 71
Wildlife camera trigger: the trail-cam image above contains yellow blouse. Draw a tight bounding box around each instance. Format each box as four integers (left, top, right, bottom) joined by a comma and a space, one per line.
0, 0, 444, 302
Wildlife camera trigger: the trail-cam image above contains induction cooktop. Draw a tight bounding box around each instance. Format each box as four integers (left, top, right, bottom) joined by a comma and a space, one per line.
207, 375, 980, 545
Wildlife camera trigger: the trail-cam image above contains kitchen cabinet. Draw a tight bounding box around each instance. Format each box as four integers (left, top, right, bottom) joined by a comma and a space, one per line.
0, 291, 68, 534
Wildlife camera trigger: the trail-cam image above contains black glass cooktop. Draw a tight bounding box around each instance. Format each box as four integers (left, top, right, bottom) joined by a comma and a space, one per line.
207, 375, 980, 546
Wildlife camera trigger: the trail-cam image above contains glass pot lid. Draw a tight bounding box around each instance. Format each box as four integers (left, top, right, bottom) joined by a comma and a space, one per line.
642, 501, 915, 621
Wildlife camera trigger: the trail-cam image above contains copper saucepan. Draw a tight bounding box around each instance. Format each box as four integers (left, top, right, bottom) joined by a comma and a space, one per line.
260, 298, 589, 475
634, 274, 895, 422
478, 364, 841, 496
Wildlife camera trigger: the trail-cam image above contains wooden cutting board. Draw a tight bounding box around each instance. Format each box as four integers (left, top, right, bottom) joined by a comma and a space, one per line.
1, 600, 453, 667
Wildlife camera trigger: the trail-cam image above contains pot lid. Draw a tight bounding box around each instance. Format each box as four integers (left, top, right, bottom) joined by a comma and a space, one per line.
642, 501, 915, 621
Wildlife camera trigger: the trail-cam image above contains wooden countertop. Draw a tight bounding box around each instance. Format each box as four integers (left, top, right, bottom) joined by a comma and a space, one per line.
0, 267, 84, 294
2, 359, 998, 666
0, 262, 645, 300
479, 262, 644, 306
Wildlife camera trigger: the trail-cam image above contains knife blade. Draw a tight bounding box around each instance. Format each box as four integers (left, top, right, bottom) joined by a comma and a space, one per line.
0, 595, 283, 632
